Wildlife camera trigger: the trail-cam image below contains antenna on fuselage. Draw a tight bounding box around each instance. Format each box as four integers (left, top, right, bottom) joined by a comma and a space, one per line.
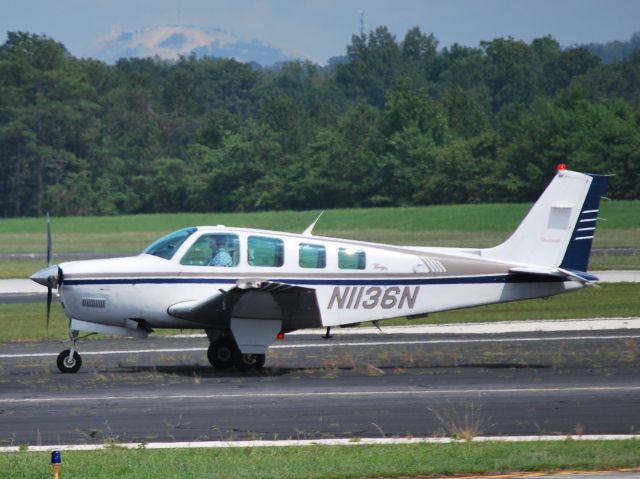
302, 210, 325, 236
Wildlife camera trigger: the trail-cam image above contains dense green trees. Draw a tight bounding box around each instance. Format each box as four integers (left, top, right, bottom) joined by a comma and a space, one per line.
0, 28, 638, 217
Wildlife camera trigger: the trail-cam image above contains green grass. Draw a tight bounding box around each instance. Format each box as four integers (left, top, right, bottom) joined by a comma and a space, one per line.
2, 441, 640, 479
1, 199, 638, 233
1, 200, 638, 251
2, 283, 638, 343
0, 258, 50, 279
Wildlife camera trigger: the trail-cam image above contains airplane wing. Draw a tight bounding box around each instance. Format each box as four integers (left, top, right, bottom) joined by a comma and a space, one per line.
167, 279, 323, 332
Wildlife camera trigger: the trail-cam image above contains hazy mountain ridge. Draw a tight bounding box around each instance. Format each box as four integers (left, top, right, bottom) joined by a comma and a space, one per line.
88, 24, 640, 67
90, 25, 302, 65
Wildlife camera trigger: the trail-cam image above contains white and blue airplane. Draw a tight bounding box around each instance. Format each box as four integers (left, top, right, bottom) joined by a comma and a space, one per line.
31, 167, 608, 373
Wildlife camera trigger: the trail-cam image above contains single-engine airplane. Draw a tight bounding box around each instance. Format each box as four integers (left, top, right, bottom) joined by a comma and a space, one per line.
32, 167, 608, 373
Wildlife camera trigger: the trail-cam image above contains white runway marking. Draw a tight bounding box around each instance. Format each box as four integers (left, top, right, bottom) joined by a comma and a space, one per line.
272, 334, 640, 349
2, 434, 640, 453
171, 317, 640, 337
3, 385, 640, 405
0, 347, 207, 358
1, 333, 640, 359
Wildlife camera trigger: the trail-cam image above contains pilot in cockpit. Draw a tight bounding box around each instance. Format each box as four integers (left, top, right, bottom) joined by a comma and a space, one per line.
208, 235, 233, 267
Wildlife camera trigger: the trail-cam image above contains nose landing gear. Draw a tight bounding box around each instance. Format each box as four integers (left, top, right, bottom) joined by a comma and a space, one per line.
56, 329, 85, 373
57, 348, 81, 373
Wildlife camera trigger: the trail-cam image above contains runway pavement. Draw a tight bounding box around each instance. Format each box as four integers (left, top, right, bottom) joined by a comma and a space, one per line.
1, 327, 640, 447
2, 272, 639, 455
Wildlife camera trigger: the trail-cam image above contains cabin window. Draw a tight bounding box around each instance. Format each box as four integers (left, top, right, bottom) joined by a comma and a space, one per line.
299, 243, 326, 268
180, 234, 239, 267
248, 236, 284, 267
338, 247, 366, 270
143, 227, 197, 260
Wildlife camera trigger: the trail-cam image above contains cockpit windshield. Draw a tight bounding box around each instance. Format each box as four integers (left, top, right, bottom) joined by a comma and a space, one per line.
143, 227, 197, 260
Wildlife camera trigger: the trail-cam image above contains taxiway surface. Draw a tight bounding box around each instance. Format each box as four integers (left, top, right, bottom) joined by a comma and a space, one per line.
1, 328, 640, 446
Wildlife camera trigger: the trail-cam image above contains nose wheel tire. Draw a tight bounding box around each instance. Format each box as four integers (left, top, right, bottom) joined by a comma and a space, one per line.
57, 349, 82, 373
207, 338, 236, 369
233, 349, 265, 371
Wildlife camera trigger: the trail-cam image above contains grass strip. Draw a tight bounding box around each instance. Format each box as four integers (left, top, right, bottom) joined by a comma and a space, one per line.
0, 200, 638, 254
2, 283, 638, 343
2, 440, 639, 479
1, 200, 638, 234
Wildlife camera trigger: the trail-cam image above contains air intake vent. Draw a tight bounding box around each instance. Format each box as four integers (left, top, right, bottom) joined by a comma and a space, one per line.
82, 298, 106, 309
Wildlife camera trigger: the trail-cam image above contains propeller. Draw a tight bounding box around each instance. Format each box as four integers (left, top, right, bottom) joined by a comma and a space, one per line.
29, 213, 60, 330
46, 213, 52, 329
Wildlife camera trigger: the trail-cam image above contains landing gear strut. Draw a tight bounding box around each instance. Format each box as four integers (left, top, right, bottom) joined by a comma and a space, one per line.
206, 334, 265, 371
57, 329, 82, 373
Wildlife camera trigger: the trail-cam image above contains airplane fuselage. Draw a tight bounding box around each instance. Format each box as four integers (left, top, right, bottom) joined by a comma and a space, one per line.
56, 226, 579, 335
31, 169, 608, 372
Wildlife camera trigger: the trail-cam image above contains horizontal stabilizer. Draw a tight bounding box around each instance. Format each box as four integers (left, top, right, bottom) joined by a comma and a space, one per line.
509, 266, 599, 284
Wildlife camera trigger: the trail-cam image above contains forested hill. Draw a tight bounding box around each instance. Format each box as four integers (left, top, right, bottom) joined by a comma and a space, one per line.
1, 28, 639, 217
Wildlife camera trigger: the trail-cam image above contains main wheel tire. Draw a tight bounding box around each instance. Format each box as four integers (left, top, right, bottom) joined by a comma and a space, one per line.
57, 349, 82, 373
207, 338, 236, 369
233, 349, 266, 371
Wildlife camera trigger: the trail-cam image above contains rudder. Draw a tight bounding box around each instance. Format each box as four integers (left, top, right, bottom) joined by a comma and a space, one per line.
559, 173, 609, 272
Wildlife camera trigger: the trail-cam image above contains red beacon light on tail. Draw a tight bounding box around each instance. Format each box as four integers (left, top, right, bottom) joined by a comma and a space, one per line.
557, 163, 568, 171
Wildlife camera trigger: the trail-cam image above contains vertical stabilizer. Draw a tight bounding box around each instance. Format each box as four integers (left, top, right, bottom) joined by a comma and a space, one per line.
483, 170, 608, 272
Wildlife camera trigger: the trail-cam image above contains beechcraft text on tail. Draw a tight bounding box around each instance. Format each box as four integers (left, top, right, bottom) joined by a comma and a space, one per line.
31, 167, 609, 373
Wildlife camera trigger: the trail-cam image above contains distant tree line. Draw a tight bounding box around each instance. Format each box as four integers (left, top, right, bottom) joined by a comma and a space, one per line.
582, 31, 640, 64
0, 28, 639, 217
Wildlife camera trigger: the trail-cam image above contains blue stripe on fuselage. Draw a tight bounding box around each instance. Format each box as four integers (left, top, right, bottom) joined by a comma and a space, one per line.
63, 274, 566, 287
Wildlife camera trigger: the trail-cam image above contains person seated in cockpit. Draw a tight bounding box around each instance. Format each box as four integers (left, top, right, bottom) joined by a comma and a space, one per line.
208, 236, 233, 267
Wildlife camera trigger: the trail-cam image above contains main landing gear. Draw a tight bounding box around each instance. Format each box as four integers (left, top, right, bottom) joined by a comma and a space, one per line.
57, 329, 82, 373
207, 336, 265, 372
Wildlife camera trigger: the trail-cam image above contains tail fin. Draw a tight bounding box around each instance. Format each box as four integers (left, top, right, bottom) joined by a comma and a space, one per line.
483, 169, 609, 272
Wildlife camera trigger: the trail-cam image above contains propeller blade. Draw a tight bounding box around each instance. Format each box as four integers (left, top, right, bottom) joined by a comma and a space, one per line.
46, 286, 52, 331
47, 212, 52, 267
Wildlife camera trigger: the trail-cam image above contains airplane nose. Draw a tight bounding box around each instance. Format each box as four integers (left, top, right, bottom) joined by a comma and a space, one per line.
30, 265, 60, 289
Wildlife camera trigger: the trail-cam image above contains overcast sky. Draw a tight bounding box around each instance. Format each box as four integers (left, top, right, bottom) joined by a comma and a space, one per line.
1, 0, 638, 63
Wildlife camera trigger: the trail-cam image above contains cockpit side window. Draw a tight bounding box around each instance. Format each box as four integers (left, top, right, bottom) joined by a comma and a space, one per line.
143, 227, 197, 260
181, 234, 240, 267
248, 236, 284, 267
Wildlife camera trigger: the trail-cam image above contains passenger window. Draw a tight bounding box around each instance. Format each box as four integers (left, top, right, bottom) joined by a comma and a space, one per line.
338, 247, 366, 270
180, 234, 239, 267
248, 236, 284, 267
299, 243, 326, 268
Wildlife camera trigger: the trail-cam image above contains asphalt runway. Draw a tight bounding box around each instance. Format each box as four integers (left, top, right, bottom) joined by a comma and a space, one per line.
1, 329, 640, 446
